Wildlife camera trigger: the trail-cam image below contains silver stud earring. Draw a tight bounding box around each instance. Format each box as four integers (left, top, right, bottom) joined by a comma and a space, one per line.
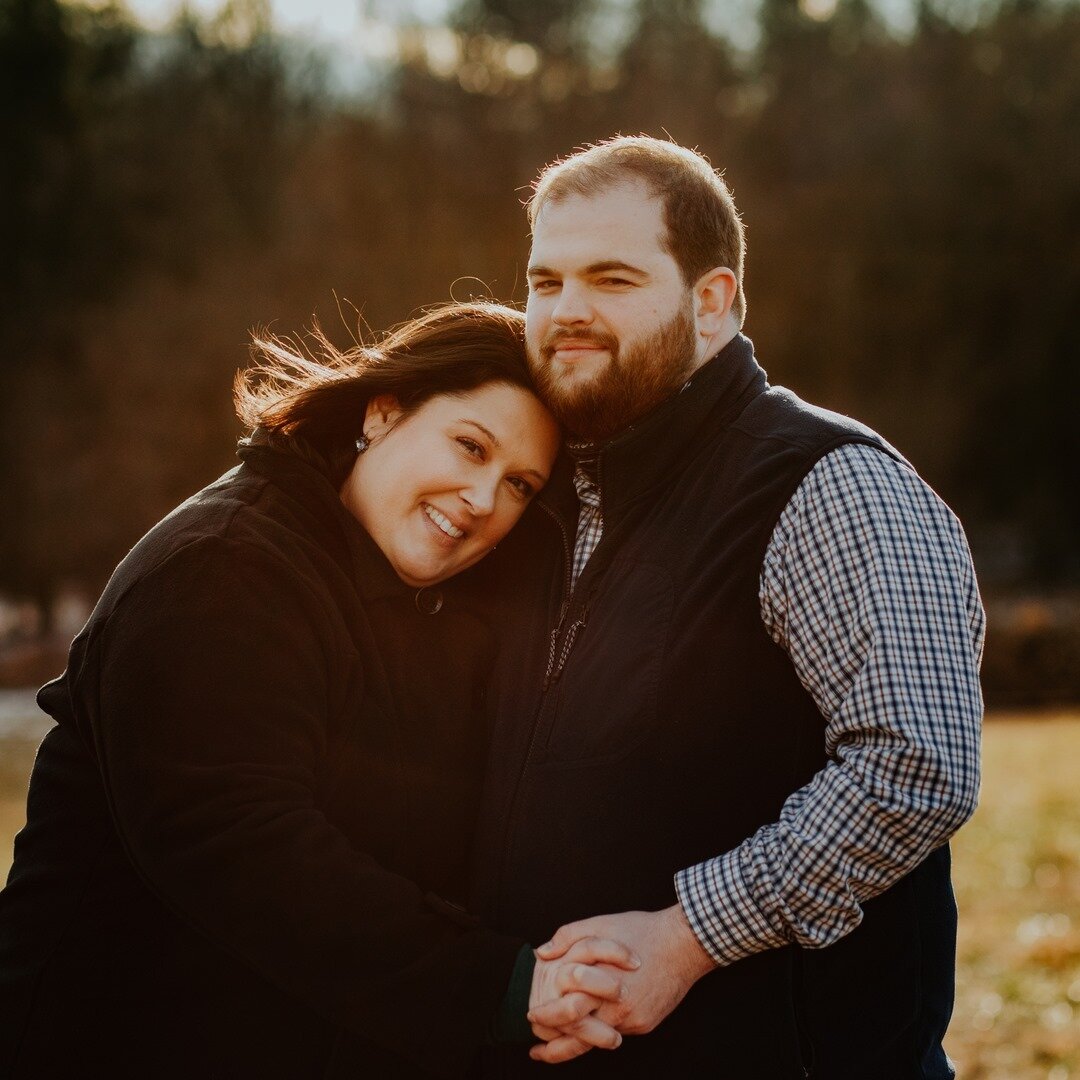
354, 434, 370, 454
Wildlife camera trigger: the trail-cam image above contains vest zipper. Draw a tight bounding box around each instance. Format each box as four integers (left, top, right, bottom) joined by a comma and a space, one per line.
495, 502, 572, 921
540, 453, 602, 689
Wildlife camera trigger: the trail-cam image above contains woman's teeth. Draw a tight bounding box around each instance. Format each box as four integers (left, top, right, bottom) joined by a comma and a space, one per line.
423, 504, 465, 539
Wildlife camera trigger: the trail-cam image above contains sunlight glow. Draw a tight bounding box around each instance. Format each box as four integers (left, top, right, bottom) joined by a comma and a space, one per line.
799, 0, 839, 20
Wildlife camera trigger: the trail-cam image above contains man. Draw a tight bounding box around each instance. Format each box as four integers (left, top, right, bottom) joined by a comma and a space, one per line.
473, 136, 984, 1077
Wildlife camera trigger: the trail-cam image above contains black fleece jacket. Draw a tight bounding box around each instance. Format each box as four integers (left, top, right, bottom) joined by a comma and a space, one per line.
0, 443, 523, 1079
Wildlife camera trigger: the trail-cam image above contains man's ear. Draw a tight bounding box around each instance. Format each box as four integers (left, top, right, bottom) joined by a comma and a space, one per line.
693, 267, 738, 338
363, 394, 405, 439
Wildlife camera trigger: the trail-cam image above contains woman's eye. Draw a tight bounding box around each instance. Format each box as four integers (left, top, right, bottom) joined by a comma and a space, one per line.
506, 476, 534, 498
457, 437, 484, 458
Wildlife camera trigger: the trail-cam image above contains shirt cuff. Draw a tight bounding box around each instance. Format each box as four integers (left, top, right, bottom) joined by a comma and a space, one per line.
674, 844, 790, 967
488, 943, 537, 1044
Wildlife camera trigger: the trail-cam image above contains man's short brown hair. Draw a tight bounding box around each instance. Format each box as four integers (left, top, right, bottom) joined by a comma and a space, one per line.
527, 135, 747, 325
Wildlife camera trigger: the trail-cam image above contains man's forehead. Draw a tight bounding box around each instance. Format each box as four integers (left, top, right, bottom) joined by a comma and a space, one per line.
533, 179, 662, 228
529, 182, 669, 263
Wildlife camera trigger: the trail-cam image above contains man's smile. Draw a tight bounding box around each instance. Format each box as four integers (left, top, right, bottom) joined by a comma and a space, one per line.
543, 333, 616, 367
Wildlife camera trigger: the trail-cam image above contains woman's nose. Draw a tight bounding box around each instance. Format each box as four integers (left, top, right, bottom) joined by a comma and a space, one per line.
460, 474, 498, 517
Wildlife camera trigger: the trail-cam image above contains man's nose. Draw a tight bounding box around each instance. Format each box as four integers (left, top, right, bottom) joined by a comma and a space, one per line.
551, 283, 593, 326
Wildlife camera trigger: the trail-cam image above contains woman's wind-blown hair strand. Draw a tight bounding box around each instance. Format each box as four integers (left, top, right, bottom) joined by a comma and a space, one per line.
233, 300, 534, 478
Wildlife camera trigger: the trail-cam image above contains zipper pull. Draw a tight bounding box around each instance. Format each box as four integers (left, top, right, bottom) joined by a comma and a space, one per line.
544, 604, 589, 691
543, 601, 570, 690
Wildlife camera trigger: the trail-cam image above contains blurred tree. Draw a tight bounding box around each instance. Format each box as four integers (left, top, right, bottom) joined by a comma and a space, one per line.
603, 0, 743, 149
0, 0, 137, 611
0, 0, 316, 604
1, 0, 1077, 614
451, 0, 592, 56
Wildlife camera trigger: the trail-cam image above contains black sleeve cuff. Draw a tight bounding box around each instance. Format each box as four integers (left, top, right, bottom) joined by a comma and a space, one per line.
488, 943, 536, 1044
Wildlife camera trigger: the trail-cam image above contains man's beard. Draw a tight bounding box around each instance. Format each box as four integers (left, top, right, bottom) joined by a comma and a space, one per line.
529, 301, 698, 443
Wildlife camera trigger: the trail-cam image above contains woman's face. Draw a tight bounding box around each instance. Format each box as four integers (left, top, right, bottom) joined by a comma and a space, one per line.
341, 382, 560, 587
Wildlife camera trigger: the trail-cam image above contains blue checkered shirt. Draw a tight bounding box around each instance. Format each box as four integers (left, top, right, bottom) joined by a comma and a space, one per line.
571, 442, 985, 964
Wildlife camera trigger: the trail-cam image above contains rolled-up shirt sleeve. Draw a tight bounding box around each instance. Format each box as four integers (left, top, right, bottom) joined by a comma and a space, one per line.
675, 443, 985, 965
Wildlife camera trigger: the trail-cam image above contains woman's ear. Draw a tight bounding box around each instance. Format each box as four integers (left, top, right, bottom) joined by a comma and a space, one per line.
363, 395, 405, 440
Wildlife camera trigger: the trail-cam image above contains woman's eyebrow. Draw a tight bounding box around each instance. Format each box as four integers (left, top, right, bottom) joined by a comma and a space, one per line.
459, 419, 499, 445
459, 419, 548, 483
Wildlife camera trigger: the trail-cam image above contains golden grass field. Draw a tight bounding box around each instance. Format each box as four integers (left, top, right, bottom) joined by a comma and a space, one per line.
2, 711, 1078, 1076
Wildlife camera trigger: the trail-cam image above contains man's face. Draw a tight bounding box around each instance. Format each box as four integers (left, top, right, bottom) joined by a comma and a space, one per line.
525, 181, 701, 442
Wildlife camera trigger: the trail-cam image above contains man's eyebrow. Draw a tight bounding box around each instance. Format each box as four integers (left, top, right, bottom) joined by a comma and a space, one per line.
584, 260, 649, 277
526, 261, 649, 278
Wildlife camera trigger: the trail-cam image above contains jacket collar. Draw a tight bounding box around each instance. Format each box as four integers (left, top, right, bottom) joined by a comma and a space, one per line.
237, 440, 416, 604
539, 333, 767, 530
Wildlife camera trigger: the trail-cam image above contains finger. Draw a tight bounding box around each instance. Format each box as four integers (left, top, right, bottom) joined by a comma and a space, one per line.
535, 920, 597, 960
556, 963, 624, 1002
563, 936, 641, 971
529, 1035, 593, 1064
561, 1015, 623, 1051
530, 1022, 564, 1042
529, 991, 603, 1029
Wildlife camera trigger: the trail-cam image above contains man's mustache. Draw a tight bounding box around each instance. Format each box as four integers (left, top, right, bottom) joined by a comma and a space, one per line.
540, 329, 619, 358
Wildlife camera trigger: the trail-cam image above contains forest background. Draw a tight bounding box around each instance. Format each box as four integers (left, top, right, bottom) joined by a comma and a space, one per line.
1, 0, 1077, 697
1, 2, 1079, 1076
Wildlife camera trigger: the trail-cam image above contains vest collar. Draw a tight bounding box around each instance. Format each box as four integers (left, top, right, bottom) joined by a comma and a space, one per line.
540, 333, 767, 529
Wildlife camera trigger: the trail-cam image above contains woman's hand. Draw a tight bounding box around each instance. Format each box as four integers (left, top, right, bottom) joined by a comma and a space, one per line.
527, 935, 639, 1063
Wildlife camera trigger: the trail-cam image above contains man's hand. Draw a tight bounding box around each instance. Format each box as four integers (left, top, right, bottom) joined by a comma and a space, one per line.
527, 935, 640, 1063
527, 905, 716, 1060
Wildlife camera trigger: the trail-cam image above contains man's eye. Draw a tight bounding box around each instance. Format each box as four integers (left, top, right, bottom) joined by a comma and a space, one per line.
531, 279, 559, 292
599, 277, 632, 287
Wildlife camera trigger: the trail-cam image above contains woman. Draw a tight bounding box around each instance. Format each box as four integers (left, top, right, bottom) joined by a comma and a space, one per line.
0, 303, 626, 1078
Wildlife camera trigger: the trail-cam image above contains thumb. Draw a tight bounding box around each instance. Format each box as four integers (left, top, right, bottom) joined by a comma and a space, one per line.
535, 921, 589, 960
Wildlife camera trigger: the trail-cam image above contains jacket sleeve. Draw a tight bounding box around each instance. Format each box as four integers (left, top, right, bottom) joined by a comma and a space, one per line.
76, 535, 523, 1076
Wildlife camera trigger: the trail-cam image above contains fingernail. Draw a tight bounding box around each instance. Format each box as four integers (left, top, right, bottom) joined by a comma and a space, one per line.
526, 1012, 536, 1022
630, 955, 642, 969
614, 1034, 623, 1048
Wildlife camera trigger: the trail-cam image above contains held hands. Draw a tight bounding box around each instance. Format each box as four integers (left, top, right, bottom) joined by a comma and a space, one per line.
527, 905, 717, 1064
527, 937, 640, 1063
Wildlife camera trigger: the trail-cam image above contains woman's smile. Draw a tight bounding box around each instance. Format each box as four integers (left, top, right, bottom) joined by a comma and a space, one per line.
341, 382, 560, 587
421, 502, 467, 541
